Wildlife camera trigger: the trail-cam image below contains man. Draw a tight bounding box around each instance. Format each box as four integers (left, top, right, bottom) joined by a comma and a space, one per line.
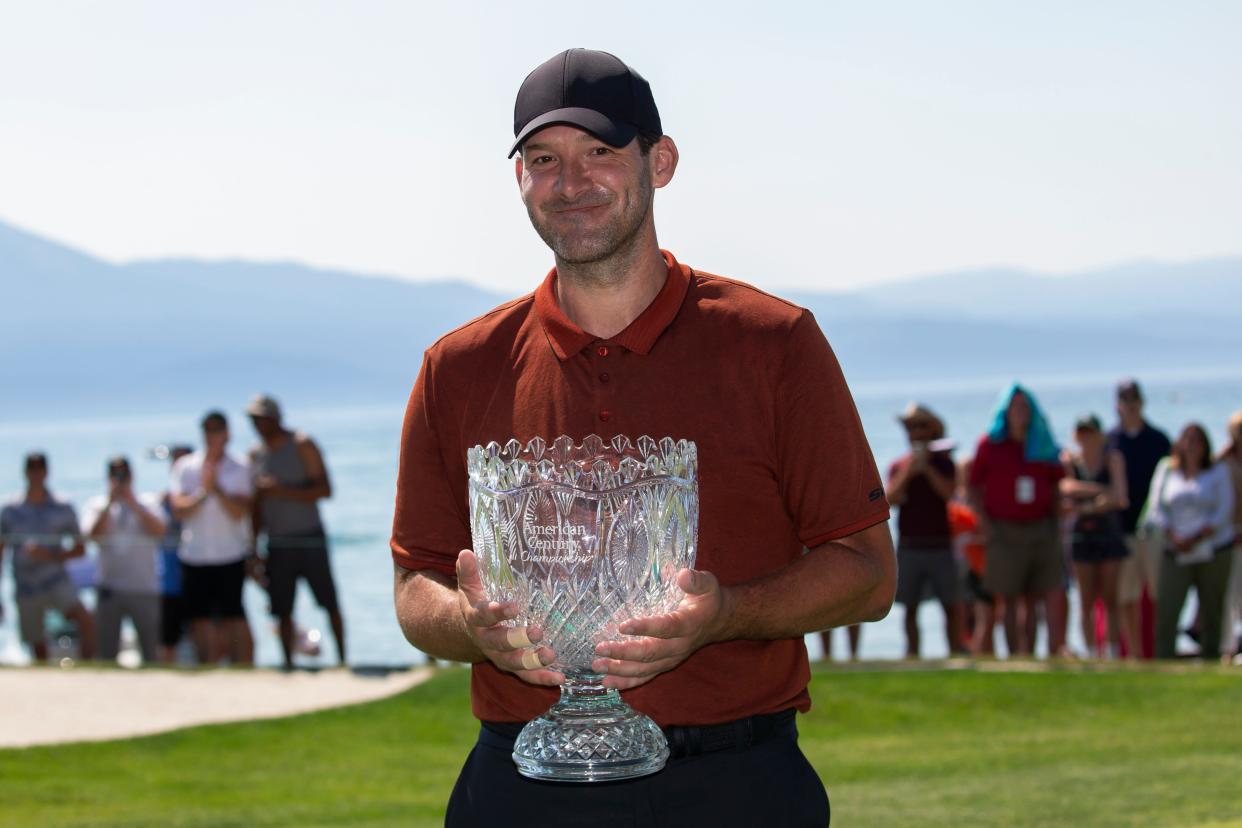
247, 394, 345, 668
1107, 378, 1171, 658
391, 49, 895, 825
887, 403, 962, 658
171, 411, 255, 665
83, 456, 167, 664
0, 453, 96, 661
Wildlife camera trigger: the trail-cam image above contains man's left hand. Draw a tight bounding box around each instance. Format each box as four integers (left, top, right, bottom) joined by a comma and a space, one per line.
591, 568, 727, 691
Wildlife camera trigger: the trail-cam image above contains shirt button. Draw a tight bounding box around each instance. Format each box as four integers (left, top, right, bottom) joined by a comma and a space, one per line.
597, 345, 609, 357
598, 410, 611, 422
599, 372, 610, 383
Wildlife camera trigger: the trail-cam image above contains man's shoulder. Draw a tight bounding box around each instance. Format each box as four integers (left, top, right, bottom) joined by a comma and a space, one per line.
46, 493, 77, 512
424, 293, 537, 363
688, 269, 810, 329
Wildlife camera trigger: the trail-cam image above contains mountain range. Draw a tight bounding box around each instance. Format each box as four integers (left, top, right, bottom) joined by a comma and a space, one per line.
2, 217, 1239, 419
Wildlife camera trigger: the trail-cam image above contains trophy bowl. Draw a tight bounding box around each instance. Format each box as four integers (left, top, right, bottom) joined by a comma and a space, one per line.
467, 434, 698, 782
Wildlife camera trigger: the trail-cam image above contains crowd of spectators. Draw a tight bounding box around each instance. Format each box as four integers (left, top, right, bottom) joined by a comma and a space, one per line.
4, 381, 1239, 666
859, 377, 1240, 662
0, 396, 346, 668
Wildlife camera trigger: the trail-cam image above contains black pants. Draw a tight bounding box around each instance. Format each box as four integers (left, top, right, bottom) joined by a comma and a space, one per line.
445, 711, 830, 827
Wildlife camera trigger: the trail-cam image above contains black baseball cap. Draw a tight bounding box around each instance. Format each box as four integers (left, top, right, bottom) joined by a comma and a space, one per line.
1116, 378, 1143, 401
509, 49, 662, 158
1074, 413, 1102, 433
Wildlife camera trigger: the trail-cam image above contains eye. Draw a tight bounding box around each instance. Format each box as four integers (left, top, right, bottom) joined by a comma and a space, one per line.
528, 154, 554, 166
589, 146, 612, 156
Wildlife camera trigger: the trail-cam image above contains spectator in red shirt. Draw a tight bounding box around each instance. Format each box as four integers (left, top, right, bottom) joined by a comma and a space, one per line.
969, 384, 1067, 657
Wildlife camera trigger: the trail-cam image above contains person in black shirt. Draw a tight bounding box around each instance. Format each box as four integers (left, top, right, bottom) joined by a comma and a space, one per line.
1107, 379, 1171, 658
887, 403, 962, 657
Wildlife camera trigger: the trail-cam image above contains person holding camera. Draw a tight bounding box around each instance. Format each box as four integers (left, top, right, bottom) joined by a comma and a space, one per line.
83, 456, 167, 664
888, 403, 962, 657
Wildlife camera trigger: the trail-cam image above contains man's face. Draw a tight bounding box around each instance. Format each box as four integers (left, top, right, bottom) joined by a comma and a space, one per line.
250, 415, 280, 441
24, 461, 47, 488
203, 420, 229, 452
515, 125, 658, 266
903, 418, 936, 446
1116, 390, 1143, 420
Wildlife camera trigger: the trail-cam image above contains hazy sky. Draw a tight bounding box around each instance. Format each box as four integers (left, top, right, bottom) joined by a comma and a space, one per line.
2, 1, 1239, 293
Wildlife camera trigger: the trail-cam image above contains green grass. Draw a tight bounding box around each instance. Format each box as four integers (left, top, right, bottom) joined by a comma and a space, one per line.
2, 663, 1241, 827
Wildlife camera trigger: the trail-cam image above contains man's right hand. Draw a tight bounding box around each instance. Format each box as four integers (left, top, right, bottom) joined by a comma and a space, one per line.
455, 549, 563, 686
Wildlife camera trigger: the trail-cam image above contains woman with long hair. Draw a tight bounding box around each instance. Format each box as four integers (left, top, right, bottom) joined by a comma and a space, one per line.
1061, 414, 1129, 658
1216, 411, 1242, 660
1149, 423, 1235, 659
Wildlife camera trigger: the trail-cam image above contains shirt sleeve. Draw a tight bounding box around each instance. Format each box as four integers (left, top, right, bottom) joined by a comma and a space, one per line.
62, 503, 82, 537
80, 497, 103, 532
390, 350, 472, 575
969, 438, 990, 488
1144, 458, 1170, 531
1210, 466, 1235, 543
775, 310, 888, 548
229, 460, 255, 498
170, 458, 189, 496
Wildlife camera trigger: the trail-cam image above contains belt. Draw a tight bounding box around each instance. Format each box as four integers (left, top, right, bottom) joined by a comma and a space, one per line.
481, 708, 796, 760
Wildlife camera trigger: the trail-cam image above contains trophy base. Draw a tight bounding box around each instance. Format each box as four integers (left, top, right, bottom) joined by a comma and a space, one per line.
512, 679, 669, 782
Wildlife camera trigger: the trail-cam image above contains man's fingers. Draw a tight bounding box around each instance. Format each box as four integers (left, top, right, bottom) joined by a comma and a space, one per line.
461, 597, 516, 629
515, 667, 566, 687
594, 635, 687, 665
454, 550, 487, 600
617, 614, 683, 638
592, 654, 680, 678
474, 623, 543, 652
493, 645, 556, 675
676, 567, 716, 596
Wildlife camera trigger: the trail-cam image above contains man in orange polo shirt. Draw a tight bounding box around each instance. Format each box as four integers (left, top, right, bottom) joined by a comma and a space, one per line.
391, 48, 895, 826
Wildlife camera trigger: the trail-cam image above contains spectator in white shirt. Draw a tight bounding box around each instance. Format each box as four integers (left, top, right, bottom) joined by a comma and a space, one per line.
84, 456, 167, 664
1148, 423, 1235, 659
170, 411, 255, 665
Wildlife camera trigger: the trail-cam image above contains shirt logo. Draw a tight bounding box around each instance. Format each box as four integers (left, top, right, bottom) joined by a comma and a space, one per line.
868, 487, 884, 502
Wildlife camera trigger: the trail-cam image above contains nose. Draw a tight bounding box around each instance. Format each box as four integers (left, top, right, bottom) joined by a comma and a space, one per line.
554, 155, 592, 201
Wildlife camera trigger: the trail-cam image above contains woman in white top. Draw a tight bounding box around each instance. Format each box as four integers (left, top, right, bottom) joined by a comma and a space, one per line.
1148, 423, 1235, 659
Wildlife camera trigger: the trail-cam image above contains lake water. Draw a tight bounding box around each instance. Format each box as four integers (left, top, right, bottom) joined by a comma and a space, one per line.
2, 366, 1239, 667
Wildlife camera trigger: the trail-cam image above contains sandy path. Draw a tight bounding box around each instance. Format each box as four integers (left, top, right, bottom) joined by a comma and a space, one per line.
0, 666, 434, 749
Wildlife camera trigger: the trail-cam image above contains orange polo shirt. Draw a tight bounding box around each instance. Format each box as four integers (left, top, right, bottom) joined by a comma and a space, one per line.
391, 250, 887, 726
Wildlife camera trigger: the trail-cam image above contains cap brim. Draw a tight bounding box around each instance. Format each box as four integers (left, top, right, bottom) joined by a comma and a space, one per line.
508, 107, 638, 158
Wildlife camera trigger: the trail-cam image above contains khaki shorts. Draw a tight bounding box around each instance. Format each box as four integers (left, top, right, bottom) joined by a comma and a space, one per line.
983, 517, 1064, 597
16, 577, 83, 646
1118, 533, 1161, 603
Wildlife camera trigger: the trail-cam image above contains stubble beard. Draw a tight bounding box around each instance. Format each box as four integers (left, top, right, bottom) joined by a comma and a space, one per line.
527, 168, 654, 282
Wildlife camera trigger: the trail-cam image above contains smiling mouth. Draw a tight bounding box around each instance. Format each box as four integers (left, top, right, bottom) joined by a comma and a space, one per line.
546, 201, 610, 214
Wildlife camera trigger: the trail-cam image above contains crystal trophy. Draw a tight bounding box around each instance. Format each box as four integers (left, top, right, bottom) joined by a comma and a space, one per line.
467, 434, 698, 782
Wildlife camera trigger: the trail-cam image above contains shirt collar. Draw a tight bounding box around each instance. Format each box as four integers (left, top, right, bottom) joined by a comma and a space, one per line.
533, 250, 691, 361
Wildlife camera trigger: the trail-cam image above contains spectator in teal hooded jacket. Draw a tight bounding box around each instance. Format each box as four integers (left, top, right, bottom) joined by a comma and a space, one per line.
968, 384, 1068, 657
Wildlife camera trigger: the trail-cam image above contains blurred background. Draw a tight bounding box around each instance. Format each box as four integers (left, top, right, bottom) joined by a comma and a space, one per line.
2, 1, 1239, 665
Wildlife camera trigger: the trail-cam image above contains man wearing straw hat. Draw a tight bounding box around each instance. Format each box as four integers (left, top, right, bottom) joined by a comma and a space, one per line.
889, 402, 962, 657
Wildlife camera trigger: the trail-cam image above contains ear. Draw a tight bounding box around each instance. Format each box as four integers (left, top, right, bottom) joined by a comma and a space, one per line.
514, 157, 524, 187
650, 136, 679, 189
